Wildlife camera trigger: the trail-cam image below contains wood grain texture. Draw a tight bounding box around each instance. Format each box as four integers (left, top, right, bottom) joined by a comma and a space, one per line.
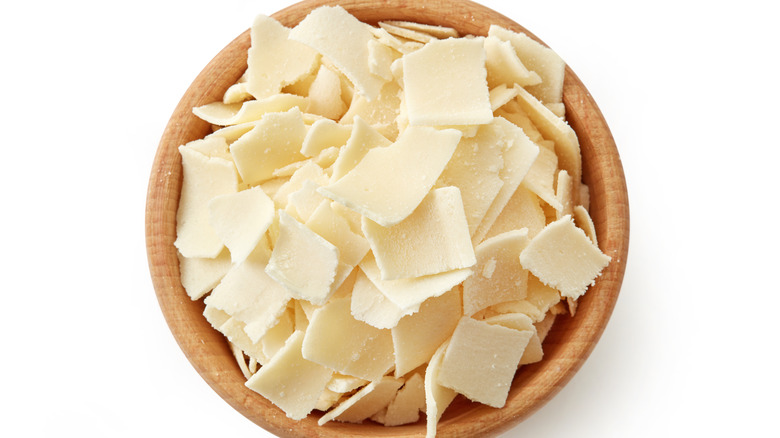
145, 0, 630, 437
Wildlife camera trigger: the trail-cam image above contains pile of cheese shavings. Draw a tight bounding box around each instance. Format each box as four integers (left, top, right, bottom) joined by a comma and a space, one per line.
174, 6, 611, 437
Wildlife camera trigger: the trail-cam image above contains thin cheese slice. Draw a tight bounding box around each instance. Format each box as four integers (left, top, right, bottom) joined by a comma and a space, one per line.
385, 372, 426, 426
305, 200, 370, 268
362, 187, 476, 280
230, 108, 307, 186
229, 342, 252, 379
185, 136, 232, 160
484, 313, 544, 365
515, 86, 581, 201
555, 169, 574, 218
319, 126, 461, 227
246, 15, 320, 100
289, 6, 387, 101
424, 340, 457, 438
471, 117, 540, 244
489, 83, 521, 111
435, 119, 508, 236
463, 229, 530, 316
245, 330, 333, 420
379, 21, 437, 43
339, 79, 402, 141
302, 297, 395, 381
360, 254, 471, 310
327, 374, 368, 394
382, 20, 459, 39
265, 211, 340, 305
485, 185, 546, 240
351, 268, 420, 329
306, 64, 348, 120
318, 376, 404, 425
370, 26, 424, 55
535, 311, 557, 342
177, 248, 231, 300
286, 179, 328, 223
403, 37, 493, 126
272, 161, 328, 208
213, 316, 266, 363
258, 307, 295, 364
223, 81, 251, 105
193, 94, 307, 126
331, 116, 391, 181
208, 186, 275, 263
520, 215, 611, 300
174, 145, 238, 258
368, 38, 399, 82
301, 118, 351, 158
392, 287, 462, 377
573, 204, 598, 246
521, 143, 562, 211
204, 248, 291, 343
488, 25, 565, 105
437, 317, 531, 408
484, 35, 541, 88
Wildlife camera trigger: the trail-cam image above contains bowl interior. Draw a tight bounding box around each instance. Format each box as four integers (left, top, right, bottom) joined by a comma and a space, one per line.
145, 0, 630, 436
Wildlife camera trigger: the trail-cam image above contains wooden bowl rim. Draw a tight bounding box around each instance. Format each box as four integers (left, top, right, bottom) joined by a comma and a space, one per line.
145, 0, 630, 437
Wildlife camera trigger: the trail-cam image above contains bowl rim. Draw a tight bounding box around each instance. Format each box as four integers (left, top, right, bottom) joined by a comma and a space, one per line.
145, 0, 630, 436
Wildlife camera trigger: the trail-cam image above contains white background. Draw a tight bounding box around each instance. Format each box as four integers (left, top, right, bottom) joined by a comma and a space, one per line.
2, 0, 778, 436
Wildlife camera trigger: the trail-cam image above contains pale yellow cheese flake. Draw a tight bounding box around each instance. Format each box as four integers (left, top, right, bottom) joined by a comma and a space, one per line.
265, 211, 340, 305
301, 118, 351, 158
521, 143, 562, 211
485, 185, 546, 240
331, 116, 391, 181
367, 38, 399, 81
362, 187, 476, 280
471, 117, 540, 244
177, 248, 231, 300
435, 119, 507, 236
519, 215, 611, 300
484, 35, 542, 89
306, 64, 348, 120
245, 330, 334, 420
555, 169, 574, 219
392, 287, 462, 377
230, 108, 307, 186
424, 340, 457, 438
319, 126, 461, 227
382, 20, 459, 39
204, 248, 291, 343
301, 297, 394, 381
403, 37, 493, 126
489, 83, 521, 111
246, 14, 320, 100
437, 316, 531, 408
272, 161, 328, 209
359, 254, 472, 311
515, 86, 582, 200
208, 186, 275, 263
193, 94, 307, 126
350, 268, 419, 330
484, 312, 544, 365
462, 229, 530, 316
318, 376, 403, 425
378, 21, 437, 43
289, 5, 387, 101
174, 145, 238, 258
573, 204, 598, 246
384, 372, 426, 426
488, 25, 566, 105
339, 79, 402, 141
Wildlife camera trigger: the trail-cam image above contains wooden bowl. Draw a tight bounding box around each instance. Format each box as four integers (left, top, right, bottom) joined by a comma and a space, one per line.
145, 0, 630, 436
